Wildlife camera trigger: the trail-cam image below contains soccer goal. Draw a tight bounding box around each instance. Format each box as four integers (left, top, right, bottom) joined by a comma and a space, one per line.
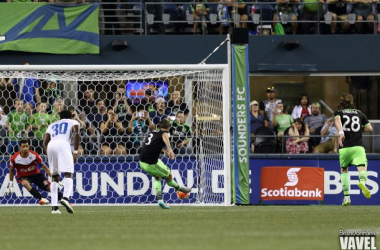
0, 64, 232, 206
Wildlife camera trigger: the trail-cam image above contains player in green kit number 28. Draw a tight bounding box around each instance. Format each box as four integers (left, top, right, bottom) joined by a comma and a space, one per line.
334, 93, 373, 206
139, 120, 191, 209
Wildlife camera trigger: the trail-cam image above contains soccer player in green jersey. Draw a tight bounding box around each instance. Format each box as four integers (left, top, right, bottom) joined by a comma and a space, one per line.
30, 102, 51, 154
334, 93, 373, 206
6, 99, 30, 154
139, 120, 191, 209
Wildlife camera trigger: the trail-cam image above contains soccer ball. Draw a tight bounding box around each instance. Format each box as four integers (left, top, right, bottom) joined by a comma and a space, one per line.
176, 191, 189, 200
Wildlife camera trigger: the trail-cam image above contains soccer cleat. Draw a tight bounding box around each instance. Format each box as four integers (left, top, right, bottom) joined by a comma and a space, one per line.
51, 210, 61, 214
60, 199, 74, 214
342, 196, 351, 206
177, 186, 191, 193
358, 182, 371, 198
39, 198, 49, 205
158, 200, 170, 209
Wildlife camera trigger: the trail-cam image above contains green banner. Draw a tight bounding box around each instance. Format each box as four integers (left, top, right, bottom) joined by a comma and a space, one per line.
232, 44, 250, 204
0, 3, 99, 54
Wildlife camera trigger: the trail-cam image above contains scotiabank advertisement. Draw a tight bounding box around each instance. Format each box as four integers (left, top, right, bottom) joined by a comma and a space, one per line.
260, 167, 324, 201
250, 158, 380, 205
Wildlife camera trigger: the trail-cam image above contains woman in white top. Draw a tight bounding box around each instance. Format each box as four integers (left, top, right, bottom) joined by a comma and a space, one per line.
291, 94, 311, 120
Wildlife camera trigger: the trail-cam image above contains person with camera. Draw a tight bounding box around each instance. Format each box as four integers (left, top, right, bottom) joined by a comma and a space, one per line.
127, 106, 155, 154
100, 108, 126, 155
111, 86, 132, 126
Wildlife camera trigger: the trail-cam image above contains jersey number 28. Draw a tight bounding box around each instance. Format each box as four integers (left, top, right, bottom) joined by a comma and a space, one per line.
342, 115, 361, 132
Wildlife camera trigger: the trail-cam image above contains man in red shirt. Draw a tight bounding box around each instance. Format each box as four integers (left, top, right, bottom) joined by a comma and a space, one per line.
7, 139, 62, 205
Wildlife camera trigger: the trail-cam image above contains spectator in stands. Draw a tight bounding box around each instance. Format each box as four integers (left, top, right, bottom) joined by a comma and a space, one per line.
6, 99, 30, 154
50, 98, 65, 123
313, 117, 338, 153
286, 118, 310, 153
170, 111, 192, 154
111, 86, 132, 125
5, 62, 41, 107
303, 102, 326, 150
127, 106, 155, 154
88, 100, 108, 130
80, 88, 97, 114
30, 102, 51, 154
303, 102, 326, 134
352, 0, 376, 34
100, 108, 127, 155
141, 88, 156, 112
23, 103, 33, 117
0, 106, 8, 153
191, 0, 210, 34
218, 0, 249, 35
274, 0, 300, 34
149, 97, 168, 127
300, 0, 324, 34
167, 90, 190, 117
40, 76, 60, 113
259, 86, 282, 129
250, 100, 269, 153
272, 102, 293, 136
291, 93, 311, 120
70, 108, 87, 155
77, 111, 97, 155
326, 0, 351, 34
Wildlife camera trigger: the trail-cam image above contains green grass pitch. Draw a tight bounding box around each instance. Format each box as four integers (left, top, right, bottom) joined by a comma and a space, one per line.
0, 206, 379, 250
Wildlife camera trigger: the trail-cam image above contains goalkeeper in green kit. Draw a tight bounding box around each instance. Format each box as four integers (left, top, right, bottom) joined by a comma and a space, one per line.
334, 93, 373, 206
139, 120, 191, 209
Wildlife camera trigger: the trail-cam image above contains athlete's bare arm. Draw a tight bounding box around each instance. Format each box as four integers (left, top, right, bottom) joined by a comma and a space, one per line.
363, 124, 373, 132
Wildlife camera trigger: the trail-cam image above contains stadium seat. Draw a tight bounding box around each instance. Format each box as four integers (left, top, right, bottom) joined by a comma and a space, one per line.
254, 127, 277, 153
163, 4, 179, 29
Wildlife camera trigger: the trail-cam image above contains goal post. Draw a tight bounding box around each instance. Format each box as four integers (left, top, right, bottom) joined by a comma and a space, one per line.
0, 64, 232, 206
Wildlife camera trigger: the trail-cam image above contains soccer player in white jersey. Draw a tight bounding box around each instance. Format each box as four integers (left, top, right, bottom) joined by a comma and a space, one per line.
43, 110, 80, 214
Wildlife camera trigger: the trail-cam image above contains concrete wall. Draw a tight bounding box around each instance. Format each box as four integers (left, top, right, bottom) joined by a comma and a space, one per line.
2, 35, 380, 73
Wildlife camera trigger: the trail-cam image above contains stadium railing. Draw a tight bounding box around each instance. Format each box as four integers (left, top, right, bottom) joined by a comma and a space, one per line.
9, 0, 374, 35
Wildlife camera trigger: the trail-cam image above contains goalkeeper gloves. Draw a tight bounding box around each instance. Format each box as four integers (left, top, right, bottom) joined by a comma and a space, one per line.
7, 183, 13, 196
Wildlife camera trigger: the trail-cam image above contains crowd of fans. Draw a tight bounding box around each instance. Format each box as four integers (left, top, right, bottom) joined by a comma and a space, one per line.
0, 63, 342, 156
0, 70, 194, 156
2, 0, 378, 35
250, 87, 339, 154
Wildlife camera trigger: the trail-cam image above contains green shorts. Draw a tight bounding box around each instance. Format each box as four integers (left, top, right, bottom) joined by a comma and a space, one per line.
339, 146, 367, 168
139, 159, 170, 178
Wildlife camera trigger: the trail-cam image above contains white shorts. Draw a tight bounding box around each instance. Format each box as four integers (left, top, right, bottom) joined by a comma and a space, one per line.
47, 141, 74, 175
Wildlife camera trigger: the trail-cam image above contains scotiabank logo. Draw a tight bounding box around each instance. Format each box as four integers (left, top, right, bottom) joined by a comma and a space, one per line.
260, 167, 324, 201
284, 168, 301, 186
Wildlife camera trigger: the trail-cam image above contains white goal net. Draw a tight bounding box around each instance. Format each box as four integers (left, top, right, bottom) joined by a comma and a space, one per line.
0, 65, 231, 206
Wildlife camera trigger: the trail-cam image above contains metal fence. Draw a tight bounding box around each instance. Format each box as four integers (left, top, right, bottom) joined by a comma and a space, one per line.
86, 1, 380, 35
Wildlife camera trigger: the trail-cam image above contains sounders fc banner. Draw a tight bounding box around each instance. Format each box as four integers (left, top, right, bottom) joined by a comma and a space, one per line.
0, 3, 99, 54
232, 44, 250, 204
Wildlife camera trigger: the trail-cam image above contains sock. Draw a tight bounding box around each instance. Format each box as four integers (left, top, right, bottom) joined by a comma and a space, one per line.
166, 179, 180, 190
58, 191, 63, 201
341, 172, 350, 196
29, 187, 43, 200
359, 170, 367, 184
154, 178, 162, 201
63, 178, 73, 199
51, 182, 58, 206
